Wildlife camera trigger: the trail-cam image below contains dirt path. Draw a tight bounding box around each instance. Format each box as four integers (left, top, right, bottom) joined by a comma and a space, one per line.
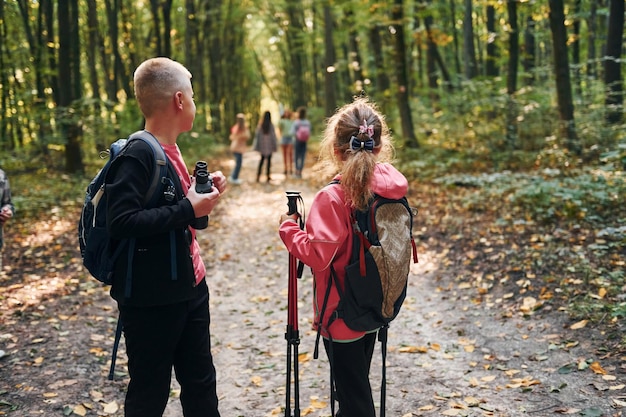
1, 149, 624, 417
168, 150, 625, 417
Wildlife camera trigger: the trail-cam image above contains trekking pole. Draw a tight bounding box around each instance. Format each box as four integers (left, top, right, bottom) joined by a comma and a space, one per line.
285, 191, 304, 417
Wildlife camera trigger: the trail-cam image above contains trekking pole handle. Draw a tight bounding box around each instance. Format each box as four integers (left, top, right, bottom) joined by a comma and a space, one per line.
286, 191, 301, 216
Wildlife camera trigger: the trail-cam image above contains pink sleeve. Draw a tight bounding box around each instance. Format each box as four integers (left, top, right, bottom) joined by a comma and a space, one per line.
279, 188, 349, 271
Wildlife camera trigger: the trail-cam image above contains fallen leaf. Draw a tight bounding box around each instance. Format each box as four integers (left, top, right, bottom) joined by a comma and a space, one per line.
398, 345, 428, 353
251, 375, 263, 386
73, 404, 87, 416
590, 362, 606, 375
553, 407, 581, 414
103, 401, 118, 414
570, 320, 588, 330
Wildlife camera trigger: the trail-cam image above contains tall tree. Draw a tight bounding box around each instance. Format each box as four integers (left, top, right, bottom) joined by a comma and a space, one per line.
346, 8, 364, 96
86, 0, 101, 105
507, 0, 519, 94
0, 0, 8, 146
447, 0, 462, 77
522, 15, 536, 85
58, 0, 83, 173
323, 4, 337, 117
462, 0, 478, 79
587, 0, 598, 79
548, 0, 579, 155
368, 24, 390, 104
604, 0, 624, 124
571, 0, 582, 95
285, 0, 308, 108
505, 0, 520, 149
485, 5, 498, 77
391, 0, 418, 147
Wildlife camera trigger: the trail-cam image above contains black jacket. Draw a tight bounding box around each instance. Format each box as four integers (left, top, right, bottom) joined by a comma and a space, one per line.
105, 139, 198, 306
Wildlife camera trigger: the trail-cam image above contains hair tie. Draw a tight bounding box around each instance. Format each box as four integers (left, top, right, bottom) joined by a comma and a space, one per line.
358, 120, 374, 138
349, 136, 374, 152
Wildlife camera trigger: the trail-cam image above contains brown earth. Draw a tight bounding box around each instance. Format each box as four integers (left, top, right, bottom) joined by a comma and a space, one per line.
0, 148, 625, 417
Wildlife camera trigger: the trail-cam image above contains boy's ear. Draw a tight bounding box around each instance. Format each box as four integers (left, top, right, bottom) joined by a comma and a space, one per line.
174, 91, 183, 109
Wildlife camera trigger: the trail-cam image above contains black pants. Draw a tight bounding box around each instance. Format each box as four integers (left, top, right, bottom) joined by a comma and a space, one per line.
324, 332, 377, 417
257, 154, 272, 180
119, 280, 220, 417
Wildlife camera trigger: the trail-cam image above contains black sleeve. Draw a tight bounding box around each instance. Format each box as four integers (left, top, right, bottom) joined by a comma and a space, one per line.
105, 141, 195, 239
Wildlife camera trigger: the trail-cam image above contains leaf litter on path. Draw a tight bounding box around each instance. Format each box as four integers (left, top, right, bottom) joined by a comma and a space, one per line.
0, 150, 624, 417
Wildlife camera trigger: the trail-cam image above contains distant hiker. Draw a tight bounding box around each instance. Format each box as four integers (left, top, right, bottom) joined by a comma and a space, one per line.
278, 108, 295, 177
106, 57, 225, 417
291, 106, 311, 179
0, 168, 15, 270
229, 113, 251, 185
279, 97, 406, 417
253, 110, 278, 183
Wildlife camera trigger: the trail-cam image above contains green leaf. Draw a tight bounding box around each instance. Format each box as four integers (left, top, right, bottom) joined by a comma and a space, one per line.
579, 407, 603, 417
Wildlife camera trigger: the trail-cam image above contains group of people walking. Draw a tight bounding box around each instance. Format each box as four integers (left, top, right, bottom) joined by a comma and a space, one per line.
228, 106, 311, 184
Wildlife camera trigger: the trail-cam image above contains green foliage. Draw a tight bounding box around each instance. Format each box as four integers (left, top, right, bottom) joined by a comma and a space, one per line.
432, 169, 625, 227
10, 172, 85, 220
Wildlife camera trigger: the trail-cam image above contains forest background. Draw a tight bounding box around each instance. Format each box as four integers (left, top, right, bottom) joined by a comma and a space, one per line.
0, 0, 625, 380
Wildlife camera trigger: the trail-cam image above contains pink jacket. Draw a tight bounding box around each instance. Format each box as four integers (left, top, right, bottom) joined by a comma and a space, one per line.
279, 163, 409, 341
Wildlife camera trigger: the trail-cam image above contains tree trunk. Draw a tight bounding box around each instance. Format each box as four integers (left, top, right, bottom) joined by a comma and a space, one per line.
323, 4, 337, 117
548, 0, 579, 155
86, 0, 101, 103
425, 14, 439, 106
0, 0, 8, 145
604, 0, 624, 124
369, 25, 390, 99
571, 0, 582, 96
185, 0, 204, 103
587, 0, 598, 79
285, 0, 308, 108
463, 0, 478, 79
448, 0, 462, 78
103, 0, 118, 103
485, 5, 498, 77
523, 15, 536, 85
162, 0, 173, 58
58, 0, 83, 173
391, 0, 418, 147
505, 1, 519, 148
86, 0, 103, 150
150, 0, 163, 55
346, 9, 364, 95
205, 0, 223, 133
507, 0, 518, 95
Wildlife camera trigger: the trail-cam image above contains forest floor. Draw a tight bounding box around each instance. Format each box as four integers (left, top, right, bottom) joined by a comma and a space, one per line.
0, 148, 625, 417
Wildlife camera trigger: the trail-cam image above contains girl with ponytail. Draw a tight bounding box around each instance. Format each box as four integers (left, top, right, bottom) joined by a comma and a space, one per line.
279, 97, 408, 417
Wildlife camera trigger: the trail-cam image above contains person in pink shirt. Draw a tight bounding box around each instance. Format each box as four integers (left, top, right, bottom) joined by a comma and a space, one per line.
279, 98, 407, 417
106, 57, 225, 417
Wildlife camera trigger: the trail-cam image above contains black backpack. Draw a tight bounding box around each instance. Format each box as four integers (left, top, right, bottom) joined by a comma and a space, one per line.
315, 180, 418, 417
78, 131, 168, 285
77, 130, 168, 380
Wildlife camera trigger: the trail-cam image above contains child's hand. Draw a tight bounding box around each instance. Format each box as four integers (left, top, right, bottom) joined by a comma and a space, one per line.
0, 207, 12, 223
279, 213, 298, 226
187, 179, 221, 218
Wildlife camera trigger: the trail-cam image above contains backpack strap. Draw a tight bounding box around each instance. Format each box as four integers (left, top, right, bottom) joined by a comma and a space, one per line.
128, 130, 168, 208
